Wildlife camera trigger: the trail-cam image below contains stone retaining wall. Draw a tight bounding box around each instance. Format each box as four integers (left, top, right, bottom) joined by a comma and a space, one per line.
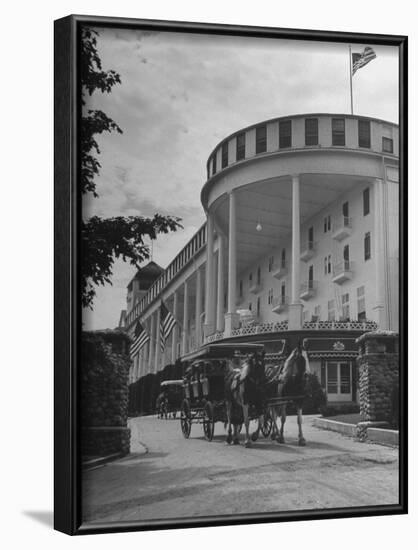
81, 330, 132, 458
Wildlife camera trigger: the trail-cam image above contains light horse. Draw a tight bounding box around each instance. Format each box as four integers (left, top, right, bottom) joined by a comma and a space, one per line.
224, 351, 266, 447
251, 347, 310, 446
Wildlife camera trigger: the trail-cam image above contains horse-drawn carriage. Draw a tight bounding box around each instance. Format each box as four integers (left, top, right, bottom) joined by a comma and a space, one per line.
180, 343, 266, 441
156, 379, 183, 419
179, 341, 320, 447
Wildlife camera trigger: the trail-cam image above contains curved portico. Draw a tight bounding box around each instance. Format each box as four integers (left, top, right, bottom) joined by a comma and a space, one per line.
202, 113, 398, 339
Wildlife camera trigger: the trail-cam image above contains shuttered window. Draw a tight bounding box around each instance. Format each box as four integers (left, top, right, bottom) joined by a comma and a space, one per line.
305, 118, 318, 146
256, 125, 267, 154
332, 118, 345, 146
221, 142, 228, 168
279, 120, 292, 148
236, 132, 246, 160
358, 120, 371, 148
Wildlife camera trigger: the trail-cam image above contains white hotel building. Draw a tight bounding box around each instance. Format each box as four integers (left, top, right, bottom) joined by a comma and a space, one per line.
125, 113, 399, 405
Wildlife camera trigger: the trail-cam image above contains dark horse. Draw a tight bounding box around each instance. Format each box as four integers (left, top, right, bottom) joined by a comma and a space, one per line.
224, 351, 266, 447
251, 346, 311, 446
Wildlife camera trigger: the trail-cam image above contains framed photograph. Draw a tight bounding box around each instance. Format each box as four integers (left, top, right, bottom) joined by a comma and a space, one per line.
54, 14, 407, 535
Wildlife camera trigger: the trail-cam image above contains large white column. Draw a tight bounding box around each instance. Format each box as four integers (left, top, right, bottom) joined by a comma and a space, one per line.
182, 280, 189, 355
373, 178, 388, 328
216, 234, 225, 332
204, 214, 216, 336
225, 191, 239, 334
148, 313, 156, 372
136, 348, 144, 379
154, 306, 161, 373
289, 174, 303, 329
144, 338, 150, 376
195, 268, 202, 347
171, 291, 179, 363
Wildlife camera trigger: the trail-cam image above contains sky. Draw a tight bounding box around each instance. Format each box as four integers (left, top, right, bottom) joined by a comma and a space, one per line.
82, 28, 399, 330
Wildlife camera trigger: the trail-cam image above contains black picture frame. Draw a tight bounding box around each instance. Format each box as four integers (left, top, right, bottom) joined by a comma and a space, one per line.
54, 14, 408, 536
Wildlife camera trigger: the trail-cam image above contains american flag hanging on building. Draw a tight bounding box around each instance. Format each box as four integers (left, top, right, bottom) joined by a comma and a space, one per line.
129, 321, 150, 359
352, 46, 377, 75
159, 300, 176, 353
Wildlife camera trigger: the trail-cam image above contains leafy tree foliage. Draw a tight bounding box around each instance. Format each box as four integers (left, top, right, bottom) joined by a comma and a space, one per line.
80, 27, 181, 309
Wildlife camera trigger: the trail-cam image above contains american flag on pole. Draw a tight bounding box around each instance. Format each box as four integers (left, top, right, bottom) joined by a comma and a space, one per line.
159, 300, 176, 353
352, 46, 377, 75
129, 321, 150, 359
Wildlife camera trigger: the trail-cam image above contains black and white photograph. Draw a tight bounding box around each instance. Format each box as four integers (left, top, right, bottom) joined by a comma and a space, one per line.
54, 15, 406, 534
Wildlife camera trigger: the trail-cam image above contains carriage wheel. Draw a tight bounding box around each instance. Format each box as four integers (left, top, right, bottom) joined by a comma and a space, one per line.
203, 401, 215, 441
261, 411, 273, 438
180, 399, 191, 439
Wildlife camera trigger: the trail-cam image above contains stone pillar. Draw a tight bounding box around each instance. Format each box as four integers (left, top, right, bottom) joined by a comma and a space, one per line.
289, 174, 303, 329
148, 312, 156, 372
171, 291, 179, 363
356, 331, 399, 423
373, 179, 388, 329
216, 234, 225, 332
155, 306, 161, 373
204, 214, 216, 336
225, 191, 239, 334
81, 331, 131, 458
182, 280, 189, 355
195, 268, 202, 347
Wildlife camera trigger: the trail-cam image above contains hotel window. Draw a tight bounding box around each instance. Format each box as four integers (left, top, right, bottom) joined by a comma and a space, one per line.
357, 286, 366, 321
236, 132, 246, 160
342, 200, 349, 221
308, 265, 314, 288
382, 136, 393, 153
281, 283, 286, 303
363, 187, 370, 216
239, 280, 243, 298
281, 248, 286, 268
313, 305, 321, 321
248, 302, 252, 311
308, 226, 314, 249
364, 232, 371, 261
342, 293, 350, 320
305, 118, 318, 146
268, 256, 274, 272
221, 141, 228, 168
279, 120, 292, 148
211, 154, 217, 175
343, 244, 350, 269
326, 362, 352, 396
257, 297, 261, 317
324, 215, 331, 233
358, 120, 371, 148
256, 125, 267, 154
257, 266, 261, 285
268, 288, 274, 305
328, 300, 335, 321
324, 254, 331, 275
332, 118, 345, 146
249, 273, 253, 285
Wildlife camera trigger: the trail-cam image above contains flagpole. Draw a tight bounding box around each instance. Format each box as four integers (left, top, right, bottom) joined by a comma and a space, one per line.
349, 45, 354, 115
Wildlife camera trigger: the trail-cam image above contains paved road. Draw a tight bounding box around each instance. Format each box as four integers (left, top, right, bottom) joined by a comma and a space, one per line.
82, 415, 399, 525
